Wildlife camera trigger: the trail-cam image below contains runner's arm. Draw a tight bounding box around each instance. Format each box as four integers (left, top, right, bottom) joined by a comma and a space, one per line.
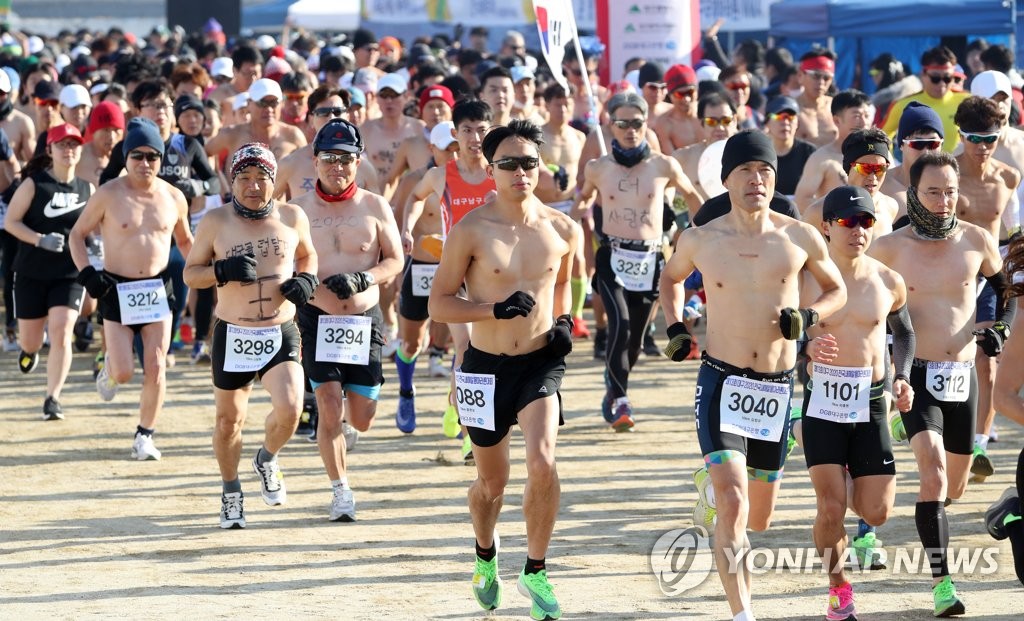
1, 177, 38, 245
659, 228, 698, 325
668, 155, 703, 214
68, 186, 108, 270
291, 207, 317, 277
994, 310, 1024, 425
172, 190, 194, 256
799, 223, 847, 320
428, 219, 493, 323
182, 211, 220, 289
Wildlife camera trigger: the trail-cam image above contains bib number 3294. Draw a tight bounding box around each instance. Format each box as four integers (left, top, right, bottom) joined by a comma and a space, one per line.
927, 361, 972, 402
116, 279, 170, 326
315, 315, 372, 365
224, 324, 282, 373
719, 376, 789, 442
610, 247, 656, 292
454, 371, 496, 431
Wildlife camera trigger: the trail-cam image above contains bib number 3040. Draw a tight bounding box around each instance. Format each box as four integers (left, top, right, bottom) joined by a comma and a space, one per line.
454, 371, 496, 431
719, 376, 789, 442
927, 361, 972, 402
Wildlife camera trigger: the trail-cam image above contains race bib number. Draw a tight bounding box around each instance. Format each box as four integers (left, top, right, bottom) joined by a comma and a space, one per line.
611, 246, 656, 291
224, 324, 282, 372
411, 263, 438, 297
454, 371, 496, 431
116, 279, 170, 326
315, 315, 372, 365
927, 361, 972, 402
806, 363, 872, 424
719, 376, 789, 442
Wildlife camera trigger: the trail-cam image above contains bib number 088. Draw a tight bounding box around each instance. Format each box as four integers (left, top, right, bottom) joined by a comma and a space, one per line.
456, 387, 487, 408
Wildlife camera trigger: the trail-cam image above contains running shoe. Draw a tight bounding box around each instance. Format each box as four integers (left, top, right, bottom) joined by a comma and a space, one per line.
609, 398, 635, 432
329, 487, 356, 522
342, 421, 359, 452
989, 422, 999, 443
73, 318, 94, 352
3, 329, 18, 352
462, 435, 475, 466
472, 532, 502, 610
95, 364, 118, 401
571, 316, 590, 339
130, 433, 162, 461
643, 331, 661, 357
693, 467, 717, 528
43, 396, 64, 421
396, 389, 416, 433
852, 532, 885, 570
970, 444, 994, 479
932, 575, 965, 617
889, 413, 907, 443
92, 351, 104, 380
428, 355, 450, 378
191, 340, 212, 364
18, 349, 38, 374
382, 335, 401, 361
251, 454, 287, 505
220, 491, 246, 529
442, 401, 460, 438
985, 487, 1021, 540
786, 406, 802, 460
517, 569, 562, 620
600, 391, 613, 423
826, 582, 857, 621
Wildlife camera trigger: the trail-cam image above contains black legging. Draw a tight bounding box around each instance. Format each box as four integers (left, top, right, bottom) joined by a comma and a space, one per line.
1010, 447, 1024, 585
593, 245, 659, 400
0, 229, 17, 330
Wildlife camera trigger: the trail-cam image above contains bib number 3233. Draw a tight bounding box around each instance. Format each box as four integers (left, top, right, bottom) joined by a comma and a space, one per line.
454, 371, 496, 431
719, 376, 789, 442
610, 247, 656, 292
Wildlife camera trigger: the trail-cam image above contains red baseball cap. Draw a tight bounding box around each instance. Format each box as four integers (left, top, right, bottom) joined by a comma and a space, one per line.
47, 123, 85, 146
418, 85, 455, 113
665, 64, 697, 93
84, 101, 126, 141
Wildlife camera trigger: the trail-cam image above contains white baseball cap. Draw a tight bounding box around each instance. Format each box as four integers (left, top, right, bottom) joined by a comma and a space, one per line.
0, 69, 11, 94
248, 78, 283, 102
429, 121, 456, 150
376, 72, 407, 94
510, 66, 535, 84
256, 34, 277, 50
210, 57, 233, 79
232, 92, 250, 111
971, 70, 1012, 100
59, 84, 91, 108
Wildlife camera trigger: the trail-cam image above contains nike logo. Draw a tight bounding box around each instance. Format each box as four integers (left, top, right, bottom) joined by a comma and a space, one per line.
883, 458, 895, 465
43, 193, 87, 218
288, 352, 297, 357
849, 196, 862, 202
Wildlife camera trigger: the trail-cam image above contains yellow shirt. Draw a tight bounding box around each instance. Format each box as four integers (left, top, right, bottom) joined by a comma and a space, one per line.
881, 90, 970, 153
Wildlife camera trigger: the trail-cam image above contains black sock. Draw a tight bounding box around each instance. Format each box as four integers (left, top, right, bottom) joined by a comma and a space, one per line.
136, 425, 153, 437
223, 478, 242, 494
915, 500, 949, 579
524, 557, 545, 575
475, 540, 496, 562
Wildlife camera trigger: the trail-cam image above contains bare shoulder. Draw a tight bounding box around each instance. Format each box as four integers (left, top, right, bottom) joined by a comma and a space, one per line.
290, 191, 315, 210
361, 188, 393, 215
541, 202, 578, 239
872, 256, 905, 292
281, 124, 306, 142
992, 158, 1021, 187
777, 213, 821, 243
276, 201, 309, 227
959, 219, 996, 248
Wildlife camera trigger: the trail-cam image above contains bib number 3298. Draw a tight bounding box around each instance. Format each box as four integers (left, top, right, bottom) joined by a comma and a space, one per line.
116, 279, 170, 326
224, 324, 282, 372
315, 315, 372, 365
719, 376, 789, 442
927, 361, 972, 402
454, 371, 496, 431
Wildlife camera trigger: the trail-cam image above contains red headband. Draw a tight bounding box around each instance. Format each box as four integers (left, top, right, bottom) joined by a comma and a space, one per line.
800, 56, 835, 74
923, 63, 954, 73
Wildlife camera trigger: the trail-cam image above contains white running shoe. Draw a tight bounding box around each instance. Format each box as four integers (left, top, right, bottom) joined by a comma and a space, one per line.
96, 364, 118, 402
252, 455, 287, 505
130, 434, 162, 461
428, 355, 450, 378
329, 487, 356, 522
3, 331, 19, 352
343, 421, 359, 452
220, 492, 246, 529
382, 336, 401, 360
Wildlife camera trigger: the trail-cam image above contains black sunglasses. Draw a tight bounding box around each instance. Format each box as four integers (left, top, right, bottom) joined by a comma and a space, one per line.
128, 151, 162, 162
612, 119, 644, 130
903, 138, 942, 151
491, 156, 540, 171
927, 73, 954, 85
312, 106, 347, 118
833, 214, 876, 229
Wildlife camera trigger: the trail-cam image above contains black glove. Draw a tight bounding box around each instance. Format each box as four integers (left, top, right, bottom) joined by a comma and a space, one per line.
280, 272, 319, 306
547, 314, 574, 357
779, 307, 818, 340
974, 321, 1010, 357
552, 165, 569, 192
75, 265, 117, 300
493, 291, 535, 319
323, 272, 371, 300
173, 178, 202, 201
664, 322, 693, 362
214, 254, 258, 286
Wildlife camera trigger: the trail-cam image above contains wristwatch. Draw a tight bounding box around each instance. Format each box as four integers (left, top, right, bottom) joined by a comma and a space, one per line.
362, 271, 376, 286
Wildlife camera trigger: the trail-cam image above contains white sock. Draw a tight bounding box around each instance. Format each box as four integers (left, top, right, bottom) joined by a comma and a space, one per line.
975, 433, 989, 450
733, 610, 756, 621
331, 477, 350, 490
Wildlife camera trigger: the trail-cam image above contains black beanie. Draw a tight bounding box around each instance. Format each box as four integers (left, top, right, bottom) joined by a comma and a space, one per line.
720, 130, 778, 181
174, 94, 205, 122
841, 130, 891, 174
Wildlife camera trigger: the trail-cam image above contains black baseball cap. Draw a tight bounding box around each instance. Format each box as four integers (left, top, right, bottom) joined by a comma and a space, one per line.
823, 185, 875, 221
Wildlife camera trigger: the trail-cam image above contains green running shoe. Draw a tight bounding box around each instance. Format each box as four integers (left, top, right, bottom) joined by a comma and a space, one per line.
932, 575, 965, 617
889, 413, 908, 443
462, 435, 474, 466
471, 537, 502, 610
517, 569, 562, 620
970, 444, 994, 479
442, 401, 460, 438
692, 467, 717, 528
851, 531, 885, 570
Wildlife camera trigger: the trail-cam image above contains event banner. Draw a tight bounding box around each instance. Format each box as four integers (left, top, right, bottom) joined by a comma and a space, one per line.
596, 0, 700, 83
364, 0, 597, 28
699, 0, 779, 32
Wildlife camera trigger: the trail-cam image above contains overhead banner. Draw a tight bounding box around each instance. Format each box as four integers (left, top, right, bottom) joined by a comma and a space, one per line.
596, 0, 701, 84
364, 0, 597, 27
699, 0, 779, 32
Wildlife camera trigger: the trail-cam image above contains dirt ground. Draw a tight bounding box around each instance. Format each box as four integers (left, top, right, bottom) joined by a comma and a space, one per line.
1, 318, 1022, 620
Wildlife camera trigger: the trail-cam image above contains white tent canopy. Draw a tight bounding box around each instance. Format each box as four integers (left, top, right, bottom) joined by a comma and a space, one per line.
287, 0, 360, 31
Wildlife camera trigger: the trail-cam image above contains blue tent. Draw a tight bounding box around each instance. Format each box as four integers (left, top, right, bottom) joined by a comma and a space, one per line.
770, 0, 1015, 93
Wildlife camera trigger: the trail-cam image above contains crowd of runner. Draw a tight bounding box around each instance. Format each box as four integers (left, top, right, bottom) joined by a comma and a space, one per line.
2, 17, 1024, 621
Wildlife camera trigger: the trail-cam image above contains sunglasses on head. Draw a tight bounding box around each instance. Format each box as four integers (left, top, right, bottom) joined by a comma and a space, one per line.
128, 151, 162, 162
726, 81, 750, 91
612, 118, 644, 130
312, 106, 347, 118
960, 130, 999, 145
833, 214, 876, 229
851, 162, 888, 177
702, 116, 734, 128
318, 152, 357, 165
491, 156, 540, 171
670, 87, 696, 99
768, 112, 796, 122
927, 73, 954, 85
902, 138, 942, 151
